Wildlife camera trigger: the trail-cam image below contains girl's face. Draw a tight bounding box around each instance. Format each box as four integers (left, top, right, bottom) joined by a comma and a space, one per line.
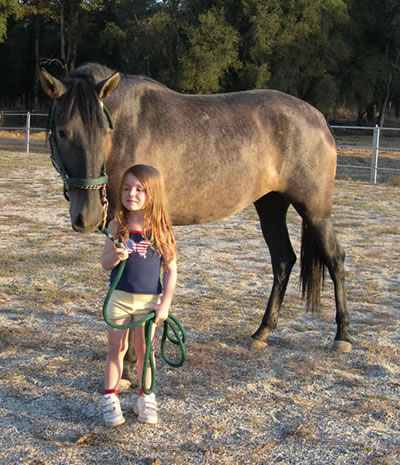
121, 173, 147, 212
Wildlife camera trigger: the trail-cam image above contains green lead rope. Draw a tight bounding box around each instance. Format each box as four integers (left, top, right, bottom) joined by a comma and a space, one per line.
100, 226, 186, 395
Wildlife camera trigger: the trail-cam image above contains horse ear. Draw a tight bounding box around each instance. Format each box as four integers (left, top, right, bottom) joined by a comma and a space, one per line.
40, 69, 66, 99
96, 72, 121, 100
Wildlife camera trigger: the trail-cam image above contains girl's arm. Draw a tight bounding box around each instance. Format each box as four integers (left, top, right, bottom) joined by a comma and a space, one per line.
153, 254, 177, 325
101, 219, 129, 270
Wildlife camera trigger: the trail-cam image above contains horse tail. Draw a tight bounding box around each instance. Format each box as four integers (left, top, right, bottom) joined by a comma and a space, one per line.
300, 221, 325, 312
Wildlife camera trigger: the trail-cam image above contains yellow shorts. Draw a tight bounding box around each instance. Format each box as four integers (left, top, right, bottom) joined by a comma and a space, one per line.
106, 289, 161, 322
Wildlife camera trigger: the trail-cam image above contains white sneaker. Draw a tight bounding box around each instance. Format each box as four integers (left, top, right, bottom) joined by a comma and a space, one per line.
103, 393, 125, 427
134, 393, 158, 424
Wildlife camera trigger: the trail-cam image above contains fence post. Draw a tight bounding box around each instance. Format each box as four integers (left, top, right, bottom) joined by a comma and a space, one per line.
370, 125, 380, 184
25, 111, 31, 155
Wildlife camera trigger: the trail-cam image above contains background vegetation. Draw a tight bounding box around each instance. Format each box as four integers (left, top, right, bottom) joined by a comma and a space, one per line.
0, 0, 400, 125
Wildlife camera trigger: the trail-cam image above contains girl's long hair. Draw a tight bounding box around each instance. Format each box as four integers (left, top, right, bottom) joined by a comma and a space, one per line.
115, 164, 177, 263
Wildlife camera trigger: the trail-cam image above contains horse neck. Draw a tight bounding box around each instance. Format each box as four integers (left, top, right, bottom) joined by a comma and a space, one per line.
105, 76, 168, 131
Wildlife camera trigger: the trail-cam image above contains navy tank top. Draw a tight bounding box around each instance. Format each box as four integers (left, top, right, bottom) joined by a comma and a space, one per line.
110, 230, 162, 295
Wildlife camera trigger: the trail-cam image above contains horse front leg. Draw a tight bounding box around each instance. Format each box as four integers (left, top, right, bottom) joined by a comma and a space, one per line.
252, 193, 296, 348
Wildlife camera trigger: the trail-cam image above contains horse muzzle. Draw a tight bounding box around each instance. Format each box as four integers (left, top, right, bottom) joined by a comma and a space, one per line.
69, 188, 107, 233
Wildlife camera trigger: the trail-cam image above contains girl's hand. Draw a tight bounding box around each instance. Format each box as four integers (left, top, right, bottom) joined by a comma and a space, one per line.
115, 246, 130, 262
152, 252, 177, 326
153, 302, 169, 325
107, 244, 129, 265
101, 219, 130, 270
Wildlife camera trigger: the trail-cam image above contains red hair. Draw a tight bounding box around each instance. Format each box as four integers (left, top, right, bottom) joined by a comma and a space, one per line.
115, 164, 177, 263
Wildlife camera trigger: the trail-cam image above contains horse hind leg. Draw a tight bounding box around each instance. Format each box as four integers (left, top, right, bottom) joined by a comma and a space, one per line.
252, 193, 296, 349
298, 211, 351, 352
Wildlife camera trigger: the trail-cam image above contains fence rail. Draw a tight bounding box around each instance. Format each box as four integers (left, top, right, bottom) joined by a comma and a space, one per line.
0, 110, 47, 155
1, 111, 399, 184
331, 124, 400, 183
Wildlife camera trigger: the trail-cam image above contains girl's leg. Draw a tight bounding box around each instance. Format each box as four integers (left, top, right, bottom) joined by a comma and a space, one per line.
104, 318, 131, 391
133, 323, 157, 391
133, 322, 158, 424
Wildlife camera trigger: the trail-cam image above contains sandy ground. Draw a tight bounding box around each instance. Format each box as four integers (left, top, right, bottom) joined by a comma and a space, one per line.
0, 152, 399, 465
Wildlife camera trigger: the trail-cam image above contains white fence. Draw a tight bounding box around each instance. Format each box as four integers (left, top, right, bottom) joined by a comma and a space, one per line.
331, 124, 400, 183
0, 110, 48, 154
1, 111, 400, 184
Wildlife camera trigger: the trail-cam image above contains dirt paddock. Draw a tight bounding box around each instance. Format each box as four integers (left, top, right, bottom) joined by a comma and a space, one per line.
0, 151, 399, 465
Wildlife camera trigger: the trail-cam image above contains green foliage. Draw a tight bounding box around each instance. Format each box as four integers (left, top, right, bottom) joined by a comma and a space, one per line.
269, 0, 350, 97
139, 10, 179, 80
99, 22, 127, 56
16, 0, 56, 20
237, 0, 351, 102
313, 74, 339, 119
0, 0, 399, 122
178, 7, 241, 93
0, 0, 18, 43
239, 0, 281, 89
345, 0, 400, 123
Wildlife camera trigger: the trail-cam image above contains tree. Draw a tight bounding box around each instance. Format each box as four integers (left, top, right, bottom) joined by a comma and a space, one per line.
0, 0, 19, 43
178, 7, 241, 92
87, 1, 178, 80
313, 74, 340, 120
1, 0, 400, 120
239, 0, 282, 89
347, 0, 400, 125
16, 1, 59, 106
17, 1, 107, 73
59, 0, 103, 71
252, 0, 350, 101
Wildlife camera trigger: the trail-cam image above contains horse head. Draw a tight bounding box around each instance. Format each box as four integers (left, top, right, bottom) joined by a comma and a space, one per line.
40, 67, 120, 233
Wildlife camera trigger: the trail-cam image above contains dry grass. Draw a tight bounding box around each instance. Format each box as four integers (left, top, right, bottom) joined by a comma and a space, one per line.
0, 130, 47, 141
0, 130, 48, 154
0, 150, 399, 465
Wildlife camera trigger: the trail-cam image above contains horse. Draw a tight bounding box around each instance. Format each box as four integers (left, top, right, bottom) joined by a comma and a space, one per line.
40, 63, 351, 355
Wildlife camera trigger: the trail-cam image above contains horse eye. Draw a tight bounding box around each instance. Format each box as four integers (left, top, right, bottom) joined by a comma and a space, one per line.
57, 129, 67, 139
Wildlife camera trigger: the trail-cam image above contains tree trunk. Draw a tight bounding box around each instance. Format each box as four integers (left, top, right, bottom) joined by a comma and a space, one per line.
60, 0, 66, 64
377, 49, 400, 127
377, 83, 391, 127
32, 15, 41, 108
66, 1, 80, 71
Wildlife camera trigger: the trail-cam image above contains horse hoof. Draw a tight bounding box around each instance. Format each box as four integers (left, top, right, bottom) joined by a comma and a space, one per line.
117, 378, 132, 392
251, 339, 268, 350
331, 340, 352, 353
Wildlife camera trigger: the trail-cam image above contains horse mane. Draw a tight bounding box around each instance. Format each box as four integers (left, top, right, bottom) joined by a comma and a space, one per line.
76, 63, 167, 90
54, 63, 170, 141
74, 63, 115, 82
57, 64, 110, 144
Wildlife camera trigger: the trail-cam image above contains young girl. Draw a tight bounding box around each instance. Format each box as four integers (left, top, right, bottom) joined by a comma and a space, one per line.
101, 164, 177, 427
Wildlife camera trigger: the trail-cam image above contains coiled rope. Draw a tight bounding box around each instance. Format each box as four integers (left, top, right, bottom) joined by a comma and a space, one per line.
100, 226, 186, 395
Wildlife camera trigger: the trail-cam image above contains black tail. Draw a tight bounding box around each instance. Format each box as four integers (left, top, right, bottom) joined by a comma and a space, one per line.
300, 221, 325, 311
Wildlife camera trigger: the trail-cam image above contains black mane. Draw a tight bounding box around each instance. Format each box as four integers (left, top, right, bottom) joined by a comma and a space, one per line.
57, 65, 112, 143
